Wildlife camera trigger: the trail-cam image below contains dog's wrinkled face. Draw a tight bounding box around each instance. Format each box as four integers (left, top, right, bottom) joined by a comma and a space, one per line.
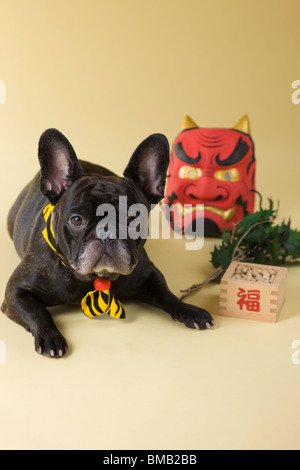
52, 175, 150, 281
38, 129, 169, 281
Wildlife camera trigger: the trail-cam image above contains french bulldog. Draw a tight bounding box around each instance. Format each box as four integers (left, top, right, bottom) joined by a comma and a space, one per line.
1, 129, 214, 357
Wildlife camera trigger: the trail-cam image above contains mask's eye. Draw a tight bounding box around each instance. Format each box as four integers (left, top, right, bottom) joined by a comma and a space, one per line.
178, 165, 202, 180
70, 215, 84, 227
214, 168, 239, 182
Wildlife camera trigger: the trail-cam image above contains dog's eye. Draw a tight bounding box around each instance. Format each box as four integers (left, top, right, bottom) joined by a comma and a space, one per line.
70, 215, 83, 227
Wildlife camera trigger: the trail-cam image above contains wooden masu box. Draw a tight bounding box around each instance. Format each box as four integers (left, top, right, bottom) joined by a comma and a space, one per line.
219, 261, 287, 323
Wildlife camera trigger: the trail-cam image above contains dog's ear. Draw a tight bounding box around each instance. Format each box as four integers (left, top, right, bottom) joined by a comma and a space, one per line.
38, 129, 84, 204
123, 134, 170, 205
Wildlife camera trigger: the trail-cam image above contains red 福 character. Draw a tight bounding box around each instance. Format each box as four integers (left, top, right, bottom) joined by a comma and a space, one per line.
237, 288, 260, 312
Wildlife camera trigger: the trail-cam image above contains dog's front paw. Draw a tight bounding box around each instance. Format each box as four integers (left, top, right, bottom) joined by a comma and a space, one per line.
34, 327, 68, 357
172, 305, 215, 330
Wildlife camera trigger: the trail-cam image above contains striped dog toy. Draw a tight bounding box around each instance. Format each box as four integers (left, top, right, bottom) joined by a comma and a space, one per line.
81, 278, 126, 319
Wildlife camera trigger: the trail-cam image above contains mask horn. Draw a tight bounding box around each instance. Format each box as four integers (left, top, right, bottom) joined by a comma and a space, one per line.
180, 115, 199, 132
232, 115, 250, 134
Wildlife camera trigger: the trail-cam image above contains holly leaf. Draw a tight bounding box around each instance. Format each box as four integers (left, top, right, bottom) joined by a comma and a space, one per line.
284, 229, 300, 258
255, 250, 268, 265
211, 245, 233, 270
266, 237, 281, 264
210, 197, 299, 275
234, 198, 277, 235
244, 225, 266, 244
221, 230, 231, 246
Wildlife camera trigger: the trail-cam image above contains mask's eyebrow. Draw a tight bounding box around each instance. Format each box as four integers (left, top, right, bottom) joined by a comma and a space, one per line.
215, 137, 250, 166
174, 142, 201, 164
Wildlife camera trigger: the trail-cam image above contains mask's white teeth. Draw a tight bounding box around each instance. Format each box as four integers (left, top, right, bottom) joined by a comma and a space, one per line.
175, 203, 197, 216
183, 204, 195, 216
223, 207, 236, 221
174, 203, 236, 221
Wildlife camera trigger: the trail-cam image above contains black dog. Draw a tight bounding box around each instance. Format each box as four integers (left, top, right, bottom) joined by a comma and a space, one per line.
1, 129, 214, 357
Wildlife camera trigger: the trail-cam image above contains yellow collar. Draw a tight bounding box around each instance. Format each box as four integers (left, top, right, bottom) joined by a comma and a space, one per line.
42, 203, 66, 265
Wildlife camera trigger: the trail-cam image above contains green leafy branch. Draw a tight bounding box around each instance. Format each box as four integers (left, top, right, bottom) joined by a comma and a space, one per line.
180, 198, 300, 300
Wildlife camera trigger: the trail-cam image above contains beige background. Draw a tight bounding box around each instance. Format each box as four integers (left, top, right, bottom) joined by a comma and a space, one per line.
0, 0, 300, 450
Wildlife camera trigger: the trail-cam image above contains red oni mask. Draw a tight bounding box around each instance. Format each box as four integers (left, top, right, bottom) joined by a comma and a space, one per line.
163, 115, 256, 237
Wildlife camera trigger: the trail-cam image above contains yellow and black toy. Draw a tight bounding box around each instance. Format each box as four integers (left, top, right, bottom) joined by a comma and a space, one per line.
81, 278, 126, 319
